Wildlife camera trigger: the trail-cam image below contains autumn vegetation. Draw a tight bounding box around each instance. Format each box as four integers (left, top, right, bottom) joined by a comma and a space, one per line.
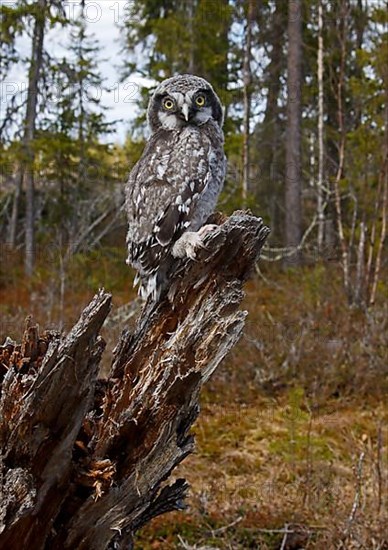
1, 0, 387, 549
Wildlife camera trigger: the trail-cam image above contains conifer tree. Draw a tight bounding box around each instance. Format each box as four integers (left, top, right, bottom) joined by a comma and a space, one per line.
40, 9, 116, 252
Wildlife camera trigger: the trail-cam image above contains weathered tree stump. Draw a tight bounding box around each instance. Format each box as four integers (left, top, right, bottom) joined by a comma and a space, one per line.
0, 212, 270, 549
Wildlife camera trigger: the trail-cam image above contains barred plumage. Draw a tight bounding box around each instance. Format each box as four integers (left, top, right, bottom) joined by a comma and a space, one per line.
125, 74, 226, 299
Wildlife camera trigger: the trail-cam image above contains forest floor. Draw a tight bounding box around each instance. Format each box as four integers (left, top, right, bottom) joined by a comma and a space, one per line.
0, 255, 387, 549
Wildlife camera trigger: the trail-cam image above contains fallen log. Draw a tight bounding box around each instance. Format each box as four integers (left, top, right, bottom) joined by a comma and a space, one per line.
0, 211, 270, 549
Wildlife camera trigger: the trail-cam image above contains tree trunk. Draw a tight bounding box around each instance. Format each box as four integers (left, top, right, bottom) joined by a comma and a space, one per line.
8, 168, 23, 247
285, 0, 303, 263
333, 0, 350, 300
242, 0, 255, 204
0, 212, 270, 550
256, 0, 286, 240
24, 0, 47, 276
317, 0, 325, 252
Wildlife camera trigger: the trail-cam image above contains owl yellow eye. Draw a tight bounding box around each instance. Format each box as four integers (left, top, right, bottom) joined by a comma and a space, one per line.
195, 95, 206, 107
163, 98, 175, 110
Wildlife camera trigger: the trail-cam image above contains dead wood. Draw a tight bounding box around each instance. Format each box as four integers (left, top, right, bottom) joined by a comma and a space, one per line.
0, 211, 270, 550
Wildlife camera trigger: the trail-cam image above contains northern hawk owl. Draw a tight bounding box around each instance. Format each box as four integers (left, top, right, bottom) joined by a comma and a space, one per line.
125, 74, 226, 299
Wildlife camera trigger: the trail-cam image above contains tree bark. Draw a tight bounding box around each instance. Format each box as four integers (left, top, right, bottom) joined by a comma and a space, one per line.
0, 211, 270, 550
285, 0, 303, 263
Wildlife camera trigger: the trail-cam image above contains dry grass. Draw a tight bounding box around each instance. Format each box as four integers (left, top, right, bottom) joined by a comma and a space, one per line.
135, 396, 387, 549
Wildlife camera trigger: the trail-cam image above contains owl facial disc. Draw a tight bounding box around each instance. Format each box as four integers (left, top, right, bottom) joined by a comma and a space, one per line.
147, 74, 224, 132
157, 90, 212, 129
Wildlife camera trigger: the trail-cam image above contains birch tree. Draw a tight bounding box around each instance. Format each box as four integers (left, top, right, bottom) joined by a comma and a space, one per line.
317, 0, 325, 252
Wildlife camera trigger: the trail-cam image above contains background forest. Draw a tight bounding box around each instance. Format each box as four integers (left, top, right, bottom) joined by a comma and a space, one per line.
0, 1, 387, 549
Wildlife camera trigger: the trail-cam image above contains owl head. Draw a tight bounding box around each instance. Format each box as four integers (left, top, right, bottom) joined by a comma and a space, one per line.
147, 74, 224, 133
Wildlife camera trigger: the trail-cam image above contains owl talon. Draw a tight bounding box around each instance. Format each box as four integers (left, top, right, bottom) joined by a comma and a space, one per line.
198, 224, 219, 238
172, 231, 207, 260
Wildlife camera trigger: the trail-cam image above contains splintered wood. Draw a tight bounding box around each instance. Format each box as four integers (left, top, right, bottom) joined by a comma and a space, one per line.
0, 212, 270, 550
0, 318, 53, 379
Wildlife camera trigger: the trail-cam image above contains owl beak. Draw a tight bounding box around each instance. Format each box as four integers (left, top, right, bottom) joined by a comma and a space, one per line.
181, 103, 190, 121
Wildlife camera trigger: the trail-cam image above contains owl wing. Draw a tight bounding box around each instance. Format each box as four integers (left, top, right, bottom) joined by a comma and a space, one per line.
125, 129, 219, 279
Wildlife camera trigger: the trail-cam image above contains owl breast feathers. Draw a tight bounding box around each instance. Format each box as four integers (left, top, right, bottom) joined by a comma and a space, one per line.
125, 74, 227, 299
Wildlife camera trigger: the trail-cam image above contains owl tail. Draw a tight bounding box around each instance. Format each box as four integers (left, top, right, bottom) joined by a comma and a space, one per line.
133, 271, 161, 301
142, 273, 158, 301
